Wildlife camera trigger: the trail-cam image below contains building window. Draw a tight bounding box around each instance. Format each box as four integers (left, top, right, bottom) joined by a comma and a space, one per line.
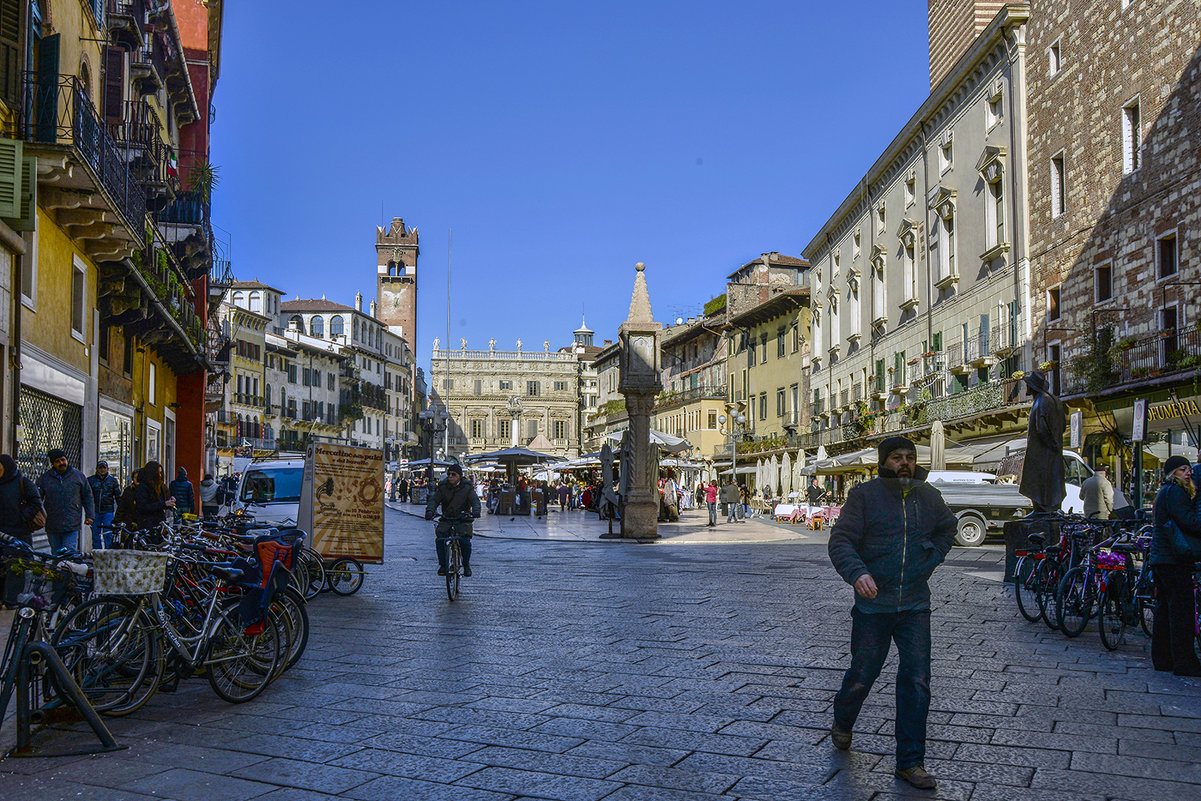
939, 135, 953, 173
776, 388, 785, 417
527, 380, 540, 397
1047, 285, 1061, 321
902, 241, 917, 303
20, 229, 37, 306
829, 295, 840, 348
849, 283, 860, 332
905, 172, 916, 206
747, 338, 756, 367
987, 91, 1002, 129
1122, 99, 1141, 174
249, 291, 262, 313
871, 259, 886, 324
473, 379, 482, 396
791, 324, 800, 353
499, 419, 510, 439
289, 315, 305, 334
554, 380, 568, 391
939, 211, 956, 283
553, 420, 567, 439
985, 173, 1005, 249
310, 315, 324, 337
760, 335, 768, 364
1158, 232, 1178, 279
443, 378, 453, 390
1051, 152, 1066, 217
1095, 262, 1112, 303
499, 379, 512, 390
707, 410, 717, 429
330, 315, 343, 337
70, 260, 86, 340
758, 392, 767, 420
776, 330, 785, 358
1049, 38, 1062, 76
148, 362, 157, 404
470, 419, 484, 438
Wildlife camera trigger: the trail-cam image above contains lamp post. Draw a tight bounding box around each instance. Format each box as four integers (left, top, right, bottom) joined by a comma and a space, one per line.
418, 404, 449, 486
718, 401, 747, 492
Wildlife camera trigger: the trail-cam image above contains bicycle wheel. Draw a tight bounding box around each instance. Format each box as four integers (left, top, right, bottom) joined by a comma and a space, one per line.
1014, 557, 1042, 623
290, 548, 325, 601
52, 596, 160, 715
273, 587, 309, 671
446, 541, 460, 602
1056, 566, 1097, 638
1139, 591, 1156, 638
1036, 561, 1061, 631
327, 557, 364, 596
206, 612, 281, 703
1098, 588, 1126, 650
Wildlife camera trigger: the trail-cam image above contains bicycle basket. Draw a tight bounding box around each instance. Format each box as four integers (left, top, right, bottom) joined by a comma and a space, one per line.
3, 558, 72, 611
91, 550, 170, 595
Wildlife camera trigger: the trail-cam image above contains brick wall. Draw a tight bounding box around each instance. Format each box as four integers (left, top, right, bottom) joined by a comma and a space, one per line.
1026, 1, 1201, 370
929, 0, 1009, 87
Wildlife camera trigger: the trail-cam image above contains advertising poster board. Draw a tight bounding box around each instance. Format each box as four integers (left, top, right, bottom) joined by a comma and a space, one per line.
298, 443, 385, 563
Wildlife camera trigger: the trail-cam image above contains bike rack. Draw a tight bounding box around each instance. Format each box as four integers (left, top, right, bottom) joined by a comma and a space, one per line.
10, 640, 125, 757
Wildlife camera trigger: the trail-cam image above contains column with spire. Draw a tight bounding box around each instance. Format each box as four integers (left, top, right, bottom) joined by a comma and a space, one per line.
616, 263, 663, 540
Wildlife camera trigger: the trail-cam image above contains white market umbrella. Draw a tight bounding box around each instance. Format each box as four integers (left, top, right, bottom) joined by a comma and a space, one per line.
931, 419, 947, 471
781, 452, 793, 495
768, 455, 780, 495
794, 450, 806, 489
756, 459, 765, 490
605, 428, 691, 454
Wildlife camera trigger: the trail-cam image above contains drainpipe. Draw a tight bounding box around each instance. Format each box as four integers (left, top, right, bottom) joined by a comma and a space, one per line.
3, 225, 27, 453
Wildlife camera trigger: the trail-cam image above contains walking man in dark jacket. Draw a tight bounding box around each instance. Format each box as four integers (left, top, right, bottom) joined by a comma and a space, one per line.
169, 467, 195, 519
37, 448, 95, 553
827, 437, 957, 791
0, 454, 44, 545
88, 461, 121, 549
424, 463, 481, 577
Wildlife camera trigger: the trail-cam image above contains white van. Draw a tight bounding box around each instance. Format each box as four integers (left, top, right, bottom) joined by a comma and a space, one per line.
233, 459, 305, 526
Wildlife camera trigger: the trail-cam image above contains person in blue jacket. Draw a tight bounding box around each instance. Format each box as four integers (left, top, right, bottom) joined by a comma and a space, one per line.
827, 436, 957, 791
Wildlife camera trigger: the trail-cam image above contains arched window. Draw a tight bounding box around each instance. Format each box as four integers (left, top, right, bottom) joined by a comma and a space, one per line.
232, 291, 245, 308
249, 291, 262, 313
265, 384, 272, 408
330, 315, 344, 337
289, 315, 305, 333
310, 315, 324, 337
353, 319, 359, 341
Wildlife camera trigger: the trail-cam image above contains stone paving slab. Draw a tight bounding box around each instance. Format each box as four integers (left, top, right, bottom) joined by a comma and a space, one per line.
3, 507, 1201, 800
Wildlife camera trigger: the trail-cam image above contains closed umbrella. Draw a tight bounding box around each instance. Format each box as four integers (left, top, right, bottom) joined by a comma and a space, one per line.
768, 455, 780, 495
931, 419, 947, 471
781, 452, 793, 495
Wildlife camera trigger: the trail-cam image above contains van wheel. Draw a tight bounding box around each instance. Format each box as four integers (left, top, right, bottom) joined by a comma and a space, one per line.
955, 515, 987, 547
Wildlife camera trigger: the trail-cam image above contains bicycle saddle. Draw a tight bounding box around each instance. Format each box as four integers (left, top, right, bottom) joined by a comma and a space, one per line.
1027, 533, 1047, 548
206, 563, 244, 583
1110, 542, 1142, 554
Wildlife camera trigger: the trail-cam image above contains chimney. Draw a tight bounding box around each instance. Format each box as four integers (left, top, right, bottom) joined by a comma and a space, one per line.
355, 291, 363, 311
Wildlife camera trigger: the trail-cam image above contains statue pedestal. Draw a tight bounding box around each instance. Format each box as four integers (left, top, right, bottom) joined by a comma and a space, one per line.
619, 391, 660, 540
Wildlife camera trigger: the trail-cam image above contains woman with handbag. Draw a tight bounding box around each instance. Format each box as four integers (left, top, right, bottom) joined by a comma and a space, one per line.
1149, 455, 1201, 676
0, 454, 45, 545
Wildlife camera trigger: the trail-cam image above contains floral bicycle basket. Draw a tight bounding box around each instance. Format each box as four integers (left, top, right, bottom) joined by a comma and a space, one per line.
92, 550, 170, 595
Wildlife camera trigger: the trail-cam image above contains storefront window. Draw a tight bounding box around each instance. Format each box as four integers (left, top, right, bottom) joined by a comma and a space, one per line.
98, 409, 133, 482
146, 420, 161, 464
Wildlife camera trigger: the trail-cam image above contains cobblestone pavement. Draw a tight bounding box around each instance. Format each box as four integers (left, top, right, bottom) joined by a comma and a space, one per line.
3, 508, 1201, 800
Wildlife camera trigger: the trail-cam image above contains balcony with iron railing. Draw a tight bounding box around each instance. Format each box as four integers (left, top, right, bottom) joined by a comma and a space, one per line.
12, 72, 146, 247
233, 393, 265, 408
653, 384, 727, 411
107, 0, 148, 49
131, 32, 168, 95
107, 99, 179, 202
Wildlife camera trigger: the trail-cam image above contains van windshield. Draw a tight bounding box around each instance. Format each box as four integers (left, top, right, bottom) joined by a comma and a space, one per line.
241, 467, 303, 504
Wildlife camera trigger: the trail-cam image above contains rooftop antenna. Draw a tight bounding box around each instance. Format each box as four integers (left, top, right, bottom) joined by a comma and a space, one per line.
444, 228, 452, 457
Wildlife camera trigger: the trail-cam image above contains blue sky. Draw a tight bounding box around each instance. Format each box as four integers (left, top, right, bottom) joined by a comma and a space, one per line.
212, 2, 930, 372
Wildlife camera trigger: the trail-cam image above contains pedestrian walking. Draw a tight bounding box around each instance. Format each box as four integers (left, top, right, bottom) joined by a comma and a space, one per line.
36, 449, 95, 553
827, 436, 957, 790
398, 476, 409, 503
558, 481, 569, 511
0, 454, 45, 546
1081, 464, 1114, 520
722, 478, 739, 523
1148, 456, 1201, 677
738, 483, 749, 521
169, 467, 195, 520
704, 480, 718, 527
87, 460, 121, 549
198, 472, 220, 519
134, 461, 176, 531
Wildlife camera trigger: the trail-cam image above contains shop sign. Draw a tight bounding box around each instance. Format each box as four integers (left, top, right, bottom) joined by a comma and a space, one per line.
1147, 397, 1201, 423
1133, 399, 1146, 442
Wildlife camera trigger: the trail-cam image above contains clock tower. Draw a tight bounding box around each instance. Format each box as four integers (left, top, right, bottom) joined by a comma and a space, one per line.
375, 217, 419, 344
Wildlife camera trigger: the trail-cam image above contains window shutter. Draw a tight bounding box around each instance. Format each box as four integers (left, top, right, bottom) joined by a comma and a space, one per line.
0, 137, 21, 218
102, 45, 125, 128
0, 0, 20, 110
34, 34, 60, 144
6, 156, 36, 231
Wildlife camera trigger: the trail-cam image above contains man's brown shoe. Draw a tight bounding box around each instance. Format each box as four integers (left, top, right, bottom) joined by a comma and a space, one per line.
830, 726, 852, 750
895, 766, 936, 790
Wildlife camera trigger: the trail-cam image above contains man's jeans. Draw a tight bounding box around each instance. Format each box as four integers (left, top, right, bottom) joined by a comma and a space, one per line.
727, 500, 738, 523
91, 511, 115, 549
833, 607, 932, 770
47, 529, 80, 554
435, 520, 472, 571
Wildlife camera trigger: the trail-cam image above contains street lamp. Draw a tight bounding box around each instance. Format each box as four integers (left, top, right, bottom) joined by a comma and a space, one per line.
418, 404, 450, 486
718, 401, 747, 491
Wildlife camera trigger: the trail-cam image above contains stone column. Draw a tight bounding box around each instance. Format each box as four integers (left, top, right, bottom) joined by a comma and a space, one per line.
617, 262, 663, 540
509, 408, 521, 447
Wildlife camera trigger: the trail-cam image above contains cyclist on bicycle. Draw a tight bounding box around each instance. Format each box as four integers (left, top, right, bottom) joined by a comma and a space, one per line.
424, 463, 481, 577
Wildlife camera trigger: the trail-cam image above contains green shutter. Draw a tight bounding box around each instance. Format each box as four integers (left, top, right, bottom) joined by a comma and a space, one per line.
933, 331, 943, 351
5, 155, 36, 231
0, 137, 21, 218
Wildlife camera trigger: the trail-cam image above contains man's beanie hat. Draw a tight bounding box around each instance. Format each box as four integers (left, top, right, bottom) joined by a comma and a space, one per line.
47, 448, 66, 462
878, 436, 917, 466
1163, 455, 1191, 476
447, 463, 464, 476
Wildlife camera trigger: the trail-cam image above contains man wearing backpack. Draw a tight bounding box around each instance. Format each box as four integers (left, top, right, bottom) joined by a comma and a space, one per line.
0, 454, 45, 545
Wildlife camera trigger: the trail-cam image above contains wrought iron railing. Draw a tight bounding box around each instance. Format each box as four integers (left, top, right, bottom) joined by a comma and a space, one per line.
108, 0, 146, 20
14, 73, 146, 243
108, 100, 178, 194
1118, 328, 1201, 382
653, 385, 727, 410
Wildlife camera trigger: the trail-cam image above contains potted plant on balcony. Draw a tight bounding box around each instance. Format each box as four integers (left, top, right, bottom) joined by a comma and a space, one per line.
1039, 360, 1058, 371
1116, 336, 1138, 351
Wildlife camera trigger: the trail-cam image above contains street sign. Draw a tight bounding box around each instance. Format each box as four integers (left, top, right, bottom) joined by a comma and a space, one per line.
1069, 410, 1082, 450
1132, 399, 1147, 442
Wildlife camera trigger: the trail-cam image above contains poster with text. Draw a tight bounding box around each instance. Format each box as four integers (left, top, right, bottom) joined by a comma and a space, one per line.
309, 443, 384, 562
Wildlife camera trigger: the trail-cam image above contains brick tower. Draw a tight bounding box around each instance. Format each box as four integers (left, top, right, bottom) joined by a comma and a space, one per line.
928, 0, 1008, 88
375, 217, 419, 344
